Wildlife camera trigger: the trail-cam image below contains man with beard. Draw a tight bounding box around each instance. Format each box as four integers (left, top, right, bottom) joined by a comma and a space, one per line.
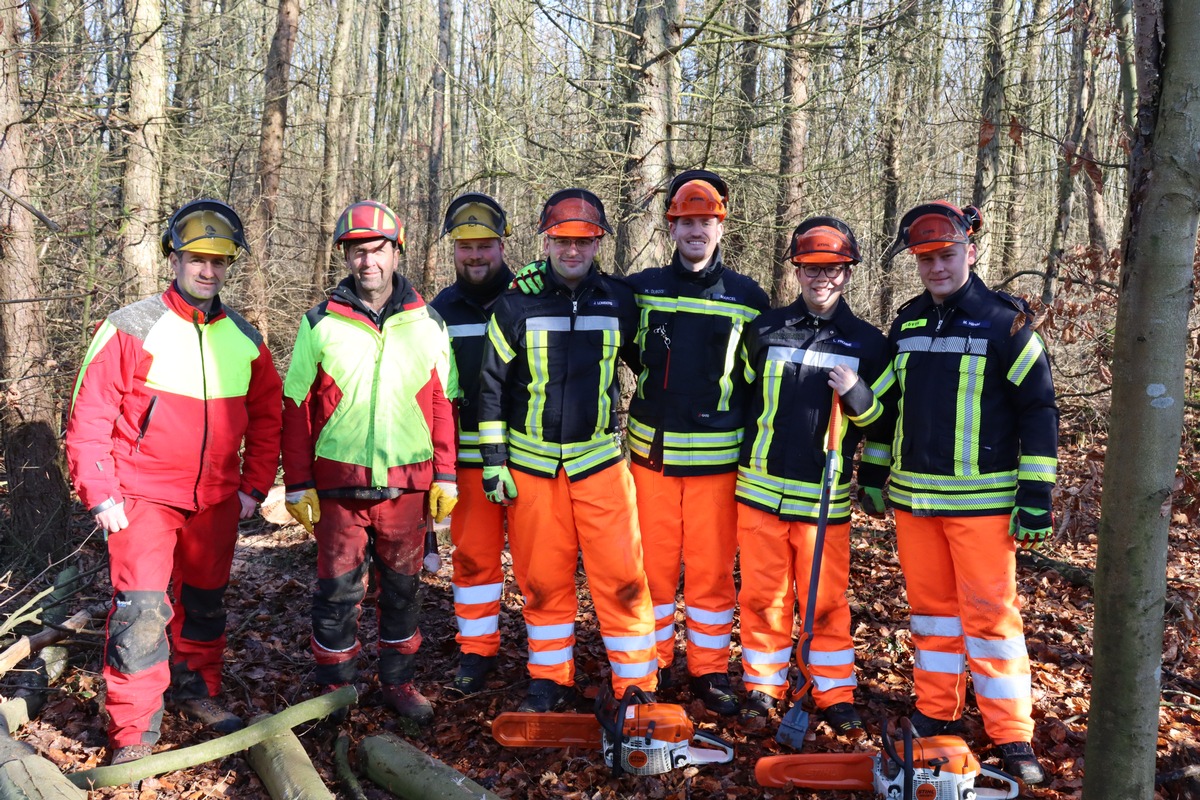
430, 193, 516, 695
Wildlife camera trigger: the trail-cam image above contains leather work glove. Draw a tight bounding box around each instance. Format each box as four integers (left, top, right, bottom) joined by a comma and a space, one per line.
510, 261, 547, 295
857, 485, 887, 518
1009, 506, 1053, 550
482, 465, 518, 505
428, 481, 459, 523
285, 489, 321, 535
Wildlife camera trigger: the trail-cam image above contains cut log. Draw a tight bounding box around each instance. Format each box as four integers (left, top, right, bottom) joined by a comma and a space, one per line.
0, 736, 86, 799
0, 646, 68, 734
360, 732, 501, 800
68, 685, 356, 788
246, 727, 333, 800
0, 604, 106, 679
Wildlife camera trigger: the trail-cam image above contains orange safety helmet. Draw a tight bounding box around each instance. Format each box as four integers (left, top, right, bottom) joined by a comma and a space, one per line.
334, 200, 405, 251
787, 216, 861, 264
665, 170, 729, 221
538, 188, 613, 238
897, 201, 982, 254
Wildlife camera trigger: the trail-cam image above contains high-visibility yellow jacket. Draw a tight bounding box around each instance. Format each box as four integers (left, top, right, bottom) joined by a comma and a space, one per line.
282, 276, 457, 497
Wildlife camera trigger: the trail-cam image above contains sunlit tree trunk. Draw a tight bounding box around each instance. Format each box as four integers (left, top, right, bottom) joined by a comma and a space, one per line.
771, 0, 814, 307
0, 0, 69, 562
121, 0, 166, 300
422, 0, 451, 294
1084, 3, 1200, 799
970, 0, 1015, 281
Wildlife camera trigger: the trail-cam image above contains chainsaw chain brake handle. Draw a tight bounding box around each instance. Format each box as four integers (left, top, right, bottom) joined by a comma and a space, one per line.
879, 717, 916, 800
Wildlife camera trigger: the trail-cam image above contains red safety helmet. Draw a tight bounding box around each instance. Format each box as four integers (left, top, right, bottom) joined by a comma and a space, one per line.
898, 201, 982, 254
538, 188, 613, 238
787, 216, 861, 264
665, 170, 729, 221
334, 200, 405, 252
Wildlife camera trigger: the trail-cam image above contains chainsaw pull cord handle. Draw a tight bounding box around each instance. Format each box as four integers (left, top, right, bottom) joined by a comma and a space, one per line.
789, 394, 844, 703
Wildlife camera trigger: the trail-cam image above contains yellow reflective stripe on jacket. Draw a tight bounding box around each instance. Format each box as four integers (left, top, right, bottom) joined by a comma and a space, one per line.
524, 328, 551, 435
1007, 333, 1046, 386
952, 352, 986, 476
1018, 454, 1057, 483
478, 420, 507, 446
736, 467, 852, 519
596, 328, 618, 431
72, 321, 119, 409
748, 358, 786, 470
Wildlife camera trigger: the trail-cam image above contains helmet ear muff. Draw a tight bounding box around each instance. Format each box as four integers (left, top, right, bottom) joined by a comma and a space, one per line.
962, 205, 983, 235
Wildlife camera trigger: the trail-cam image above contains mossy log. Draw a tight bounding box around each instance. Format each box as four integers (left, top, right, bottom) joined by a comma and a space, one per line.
0, 646, 68, 734
67, 685, 356, 788
0, 737, 85, 800
360, 732, 501, 800
246, 727, 334, 800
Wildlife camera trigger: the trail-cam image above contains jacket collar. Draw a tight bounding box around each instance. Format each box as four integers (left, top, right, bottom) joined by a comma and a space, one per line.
909, 272, 989, 317
454, 264, 514, 307
544, 260, 603, 297
165, 281, 224, 324
669, 247, 725, 288
330, 273, 422, 326
781, 295, 854, 331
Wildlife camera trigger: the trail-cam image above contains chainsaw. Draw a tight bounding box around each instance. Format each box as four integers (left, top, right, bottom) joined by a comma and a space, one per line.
756, 717, 1020, 800
491, 686, 734, 776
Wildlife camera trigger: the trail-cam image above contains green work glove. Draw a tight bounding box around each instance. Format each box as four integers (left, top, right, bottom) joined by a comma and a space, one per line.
857, 485, 887, 518
510, 261, 547, 295
482, 465, 518, 505
1009, 506, 1052, 550
285, 489, 320, 535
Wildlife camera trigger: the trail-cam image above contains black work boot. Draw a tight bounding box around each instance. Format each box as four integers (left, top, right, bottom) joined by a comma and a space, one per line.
517, 679, 575, 712
450, 653, 497, 696
908, 709, 967, 738
689, 673, 740, 716
174, 695, 245, 733
381, 682, 434, 724
110, 744, 153, 765
738, 690, 777, 727
823, 702, 866, 740
994, 741, 1046, 785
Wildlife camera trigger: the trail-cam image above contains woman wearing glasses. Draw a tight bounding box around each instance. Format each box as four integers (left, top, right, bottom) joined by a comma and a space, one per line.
734, 217, 896, 740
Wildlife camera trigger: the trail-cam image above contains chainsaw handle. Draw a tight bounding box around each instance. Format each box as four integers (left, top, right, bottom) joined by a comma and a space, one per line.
685, 730, 735, 766
975, 764, 1021, 799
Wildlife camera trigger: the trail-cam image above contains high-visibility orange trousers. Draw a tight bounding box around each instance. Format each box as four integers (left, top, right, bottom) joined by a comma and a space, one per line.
507, 462, 657, 698
631, 464, 737, 678
894, 510, 1033, 744
737, 504, 856, 709
450, 466, 508, 657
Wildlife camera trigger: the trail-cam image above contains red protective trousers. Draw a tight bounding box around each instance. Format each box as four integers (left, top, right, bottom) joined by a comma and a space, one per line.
736, 504, 856, 708
507, 462, 657, 698
104, 493, 240, 747
894, 510, 1033, 744
450, 466, 508, 657
631, 464, 738, 677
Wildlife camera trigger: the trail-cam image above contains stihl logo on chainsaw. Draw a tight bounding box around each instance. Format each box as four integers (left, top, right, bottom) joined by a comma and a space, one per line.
491, 686, 733, 776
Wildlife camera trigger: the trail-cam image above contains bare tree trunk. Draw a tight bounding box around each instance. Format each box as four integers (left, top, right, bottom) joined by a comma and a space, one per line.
724, 0, 762, 266
422, 0, 451, 295
999, 0, 1051, 274
245, 0, 299, 340
878, 0, 916, 323
311, 0, 356, 300
771, 0, 814, 307
971, 0, 1015, 281
1082, 122, 1110, 255
1111, 0, 1137, 143
0, 2, 70, 565
615, 0, 679, 276
121, 0, 167, 301
1083, 4, 1200, 799
1042, 0, 1096, 304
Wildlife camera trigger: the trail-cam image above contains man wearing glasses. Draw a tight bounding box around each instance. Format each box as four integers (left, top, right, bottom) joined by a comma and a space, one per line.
476, 188, 658, 713
735, 217, 894, 738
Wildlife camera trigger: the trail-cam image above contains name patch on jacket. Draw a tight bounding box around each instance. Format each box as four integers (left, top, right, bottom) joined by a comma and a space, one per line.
766, 346, 860, 372
957, 318, 991, 329
590, 299, 616, 308
827, 337, 861, 349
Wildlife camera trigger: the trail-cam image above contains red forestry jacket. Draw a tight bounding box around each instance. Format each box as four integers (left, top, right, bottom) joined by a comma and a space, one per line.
66, 282, 283, 512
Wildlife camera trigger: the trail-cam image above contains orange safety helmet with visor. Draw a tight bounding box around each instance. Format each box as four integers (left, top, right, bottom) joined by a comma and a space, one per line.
787, 216, 861, 265
537, 188, 613, 238
665, 169, 729, 222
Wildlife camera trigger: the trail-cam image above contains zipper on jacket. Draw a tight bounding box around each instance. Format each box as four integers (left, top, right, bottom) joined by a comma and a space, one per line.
365, 328, 385, 488
192, 314, 209, 511
134, 395, 159, 452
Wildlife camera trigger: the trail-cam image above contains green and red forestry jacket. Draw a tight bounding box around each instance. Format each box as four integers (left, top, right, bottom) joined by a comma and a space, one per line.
282, 275, 458, 497
66, 282, 282, 512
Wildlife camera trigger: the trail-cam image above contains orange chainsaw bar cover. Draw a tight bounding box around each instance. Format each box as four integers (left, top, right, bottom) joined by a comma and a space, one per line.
756, 752, 876, 789
493, 704, 696, 749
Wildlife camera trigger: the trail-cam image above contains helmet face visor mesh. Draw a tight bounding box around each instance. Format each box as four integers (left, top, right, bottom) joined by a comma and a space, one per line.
900, 204, 972, 253
175, 210, 240, 257
539, 191, 611, 237
446, 199, 506, 240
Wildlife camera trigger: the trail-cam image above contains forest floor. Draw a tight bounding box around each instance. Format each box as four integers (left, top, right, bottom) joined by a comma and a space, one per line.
3, 409, 1199, 799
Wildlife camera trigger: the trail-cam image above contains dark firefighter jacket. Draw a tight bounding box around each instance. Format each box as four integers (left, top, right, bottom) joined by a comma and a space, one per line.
887, 272, 1058, 517
430, 265, 515, 468
626, 249, 770, 476
737, 297, 895, 523
477, 263, 640, 481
